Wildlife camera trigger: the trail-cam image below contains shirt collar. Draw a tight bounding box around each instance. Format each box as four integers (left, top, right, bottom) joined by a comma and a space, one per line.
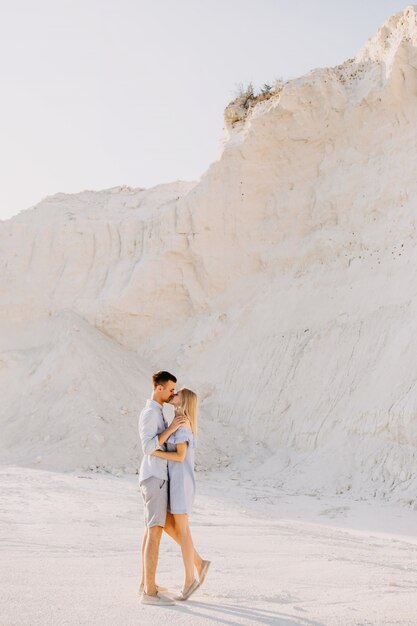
147, 399, 168, 428
147, 399, 163, 411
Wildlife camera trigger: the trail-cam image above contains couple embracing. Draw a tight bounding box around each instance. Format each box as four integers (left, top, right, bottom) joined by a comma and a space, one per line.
138, 370, 211, 605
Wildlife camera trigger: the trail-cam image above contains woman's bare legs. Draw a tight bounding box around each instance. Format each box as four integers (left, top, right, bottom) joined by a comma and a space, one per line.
175, 514, 196, 588
163, 512, 204, 577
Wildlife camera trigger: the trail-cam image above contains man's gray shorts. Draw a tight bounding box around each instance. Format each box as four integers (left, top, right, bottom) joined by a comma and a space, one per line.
139, 477, 168, 528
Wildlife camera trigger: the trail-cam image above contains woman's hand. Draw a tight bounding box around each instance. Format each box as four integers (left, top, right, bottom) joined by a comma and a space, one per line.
156, 413, 187, 450
169, 414, 187, 433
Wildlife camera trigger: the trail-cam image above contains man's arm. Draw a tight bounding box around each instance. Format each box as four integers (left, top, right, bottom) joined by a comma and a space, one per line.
139, 410, 186, 455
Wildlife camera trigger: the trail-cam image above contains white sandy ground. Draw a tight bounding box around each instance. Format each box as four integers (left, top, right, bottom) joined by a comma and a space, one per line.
1, 466, 416, 626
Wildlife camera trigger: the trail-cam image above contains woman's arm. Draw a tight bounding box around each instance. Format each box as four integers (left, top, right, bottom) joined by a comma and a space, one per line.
152, 442, 187, 463
157, 415, 187, 448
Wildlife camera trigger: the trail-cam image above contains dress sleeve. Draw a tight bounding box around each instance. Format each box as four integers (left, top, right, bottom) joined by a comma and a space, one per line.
169, 427, 195, 447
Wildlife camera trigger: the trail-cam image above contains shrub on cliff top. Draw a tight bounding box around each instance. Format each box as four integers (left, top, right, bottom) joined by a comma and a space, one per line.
224, 79, 285, 126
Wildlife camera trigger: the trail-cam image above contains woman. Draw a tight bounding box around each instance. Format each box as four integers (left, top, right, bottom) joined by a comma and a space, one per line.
151, 388, 210, 600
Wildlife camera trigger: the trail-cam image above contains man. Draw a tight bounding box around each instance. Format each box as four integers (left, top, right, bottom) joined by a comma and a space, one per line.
138, 370, 186, 605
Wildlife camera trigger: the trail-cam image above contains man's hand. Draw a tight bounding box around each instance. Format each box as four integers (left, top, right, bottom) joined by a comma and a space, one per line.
169, 415, 187, 433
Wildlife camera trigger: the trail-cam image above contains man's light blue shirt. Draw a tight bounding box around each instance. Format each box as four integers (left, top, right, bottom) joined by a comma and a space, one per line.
138, 399, 168, 484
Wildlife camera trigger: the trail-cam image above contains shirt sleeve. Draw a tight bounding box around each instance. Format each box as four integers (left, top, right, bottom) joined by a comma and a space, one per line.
139, 409, 163, 455
168, 427, 194, 447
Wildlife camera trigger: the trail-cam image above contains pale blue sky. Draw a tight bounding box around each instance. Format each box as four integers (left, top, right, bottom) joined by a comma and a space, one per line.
0, 0, 409, 220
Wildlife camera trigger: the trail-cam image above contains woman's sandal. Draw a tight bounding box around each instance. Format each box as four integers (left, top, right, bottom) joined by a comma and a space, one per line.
175, 578, 200, 601
199, 560, 211, 587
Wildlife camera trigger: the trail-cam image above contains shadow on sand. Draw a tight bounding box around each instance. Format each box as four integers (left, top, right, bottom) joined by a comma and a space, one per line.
165, 599, 325, 626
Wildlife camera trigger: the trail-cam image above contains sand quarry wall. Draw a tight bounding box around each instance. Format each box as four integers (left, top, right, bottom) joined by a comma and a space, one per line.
1, 7, 417, 505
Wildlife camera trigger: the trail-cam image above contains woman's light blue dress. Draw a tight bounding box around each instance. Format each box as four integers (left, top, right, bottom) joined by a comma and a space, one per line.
167, 426, 196, 515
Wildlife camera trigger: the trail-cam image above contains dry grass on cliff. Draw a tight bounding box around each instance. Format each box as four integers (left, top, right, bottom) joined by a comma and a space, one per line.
224, 80, 284, 126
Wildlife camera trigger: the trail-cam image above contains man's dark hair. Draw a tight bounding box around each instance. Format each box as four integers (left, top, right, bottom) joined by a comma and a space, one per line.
152, 370, 177, 388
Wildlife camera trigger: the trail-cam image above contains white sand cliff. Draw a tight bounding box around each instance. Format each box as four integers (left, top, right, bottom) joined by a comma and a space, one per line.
2, 6, 417, 625
2, 8, 417, 508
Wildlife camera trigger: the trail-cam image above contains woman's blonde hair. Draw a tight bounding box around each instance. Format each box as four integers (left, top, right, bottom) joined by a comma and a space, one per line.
178, 388, 198, 435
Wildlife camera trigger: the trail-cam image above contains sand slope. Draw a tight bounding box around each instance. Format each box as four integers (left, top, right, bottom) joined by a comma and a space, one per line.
1, 7, 417, 504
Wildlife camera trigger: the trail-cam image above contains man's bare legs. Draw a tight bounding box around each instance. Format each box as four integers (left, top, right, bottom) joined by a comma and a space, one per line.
144, 525, 163, 595
139, 527, 148, 588
163, 512, 204, 577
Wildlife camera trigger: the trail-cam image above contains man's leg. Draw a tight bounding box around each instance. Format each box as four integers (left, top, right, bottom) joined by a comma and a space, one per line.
144, 525, 163, 596
139, 527, 148, 588
139, 477, 168, 598
164, 512, 204, 576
